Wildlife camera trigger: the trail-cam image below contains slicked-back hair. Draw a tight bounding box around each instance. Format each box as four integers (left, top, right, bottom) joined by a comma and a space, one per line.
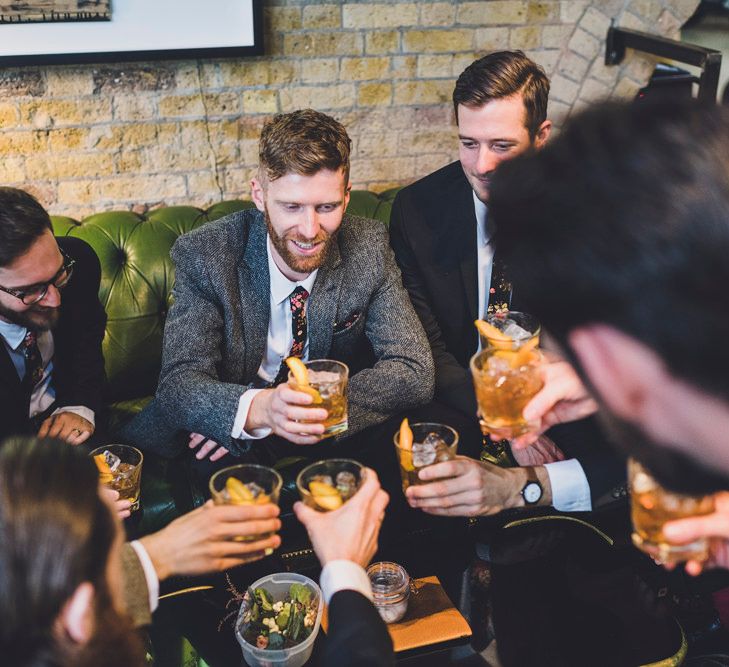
259, 109, 352, 183
0, 187, 52, 268
490, 100, 729, 404
453, 50, 550, 139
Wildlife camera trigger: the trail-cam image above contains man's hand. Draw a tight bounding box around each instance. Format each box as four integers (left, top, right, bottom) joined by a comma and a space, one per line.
507, 360, 597, 450
100, 486, 132, 520
511, 435, 565, 466
247, 384, 328, 445
663, 491, 729, 576
38, 411, 94, 445
294, 468, 389, 568
406, 456, 552, 516
139, 501, 281, 580
188, 432, 229, 462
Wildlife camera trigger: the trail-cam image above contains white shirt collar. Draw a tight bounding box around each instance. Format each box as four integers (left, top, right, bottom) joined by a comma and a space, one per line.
266, 236, 319, 305
472, 191, 494, 245
0, 319, 28, 350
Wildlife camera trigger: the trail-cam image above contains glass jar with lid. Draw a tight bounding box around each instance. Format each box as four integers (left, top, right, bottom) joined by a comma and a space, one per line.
367, 561, 411, 624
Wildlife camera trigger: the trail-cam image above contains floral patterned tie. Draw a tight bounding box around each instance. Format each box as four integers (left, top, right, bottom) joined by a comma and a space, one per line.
21, 330, 44, 396
273, 286, 310, 386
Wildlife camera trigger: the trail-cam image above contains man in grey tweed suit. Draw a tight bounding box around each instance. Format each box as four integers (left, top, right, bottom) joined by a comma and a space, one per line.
141, 109, 433, 459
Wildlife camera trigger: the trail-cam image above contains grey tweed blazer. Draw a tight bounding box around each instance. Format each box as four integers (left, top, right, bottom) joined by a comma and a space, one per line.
145, 208, 434, 455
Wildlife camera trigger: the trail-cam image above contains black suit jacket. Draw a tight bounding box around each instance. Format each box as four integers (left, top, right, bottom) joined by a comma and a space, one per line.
0, 236, 107, 442
390, 161, 625, 504
320, 590, 394, 666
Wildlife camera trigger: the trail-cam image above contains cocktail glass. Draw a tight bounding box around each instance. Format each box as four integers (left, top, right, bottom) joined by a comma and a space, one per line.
209, 464, 282, 559
296, 459, 363, 511
90, 444, 143, 512
470, 311, 544, 440
289, 359, 349, 436
393, 422, 459, 492
629, 458, 715, 565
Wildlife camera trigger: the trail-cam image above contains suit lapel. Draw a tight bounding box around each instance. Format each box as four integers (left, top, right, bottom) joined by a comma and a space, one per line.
308, 231, 343, 360
447, 175, 479, 323
239, 213, 271, 381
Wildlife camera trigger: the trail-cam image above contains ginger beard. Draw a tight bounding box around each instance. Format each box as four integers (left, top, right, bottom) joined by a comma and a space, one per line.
264, 205, 335, 275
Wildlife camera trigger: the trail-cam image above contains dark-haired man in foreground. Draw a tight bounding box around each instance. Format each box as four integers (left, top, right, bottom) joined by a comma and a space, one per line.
390, 51, 623, 518
488, 99, 729, 572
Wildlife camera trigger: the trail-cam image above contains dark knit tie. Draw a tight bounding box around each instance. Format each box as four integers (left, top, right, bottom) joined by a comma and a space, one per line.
273, 286, 310, 386
20, 330, 44, 397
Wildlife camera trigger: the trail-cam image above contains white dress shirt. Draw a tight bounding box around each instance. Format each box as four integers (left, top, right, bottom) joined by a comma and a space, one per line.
320, 560, 373, 605
0, 319, 95, 425
231, 237, 318, 439
472, 195, 591, 512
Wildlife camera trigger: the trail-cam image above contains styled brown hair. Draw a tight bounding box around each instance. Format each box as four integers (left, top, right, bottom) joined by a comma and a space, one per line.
453, 50, 550, 139
258, 108, 352, 183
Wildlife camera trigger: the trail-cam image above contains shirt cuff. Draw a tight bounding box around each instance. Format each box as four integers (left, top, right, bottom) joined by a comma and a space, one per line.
51, 405, 95, 427
129, 540, 160, 614
232, 389, 273, 439
320, 560, 372, 606
544, 458, 592, 512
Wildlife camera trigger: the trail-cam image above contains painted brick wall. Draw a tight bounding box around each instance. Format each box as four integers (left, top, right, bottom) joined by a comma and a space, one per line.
0, 0, 700, 217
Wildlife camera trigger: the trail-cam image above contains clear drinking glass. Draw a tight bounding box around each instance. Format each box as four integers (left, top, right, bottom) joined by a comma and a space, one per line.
471, 311, 543, 440
90, 444, 143, 512
393, 422, 459, 492
288, 359, 349, 436
209, 464, 282, 558
629, 458, 715, 565
296, 458, 363, 511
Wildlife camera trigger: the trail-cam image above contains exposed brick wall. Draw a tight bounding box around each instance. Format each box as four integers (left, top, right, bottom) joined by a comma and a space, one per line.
0, 0, 700, 218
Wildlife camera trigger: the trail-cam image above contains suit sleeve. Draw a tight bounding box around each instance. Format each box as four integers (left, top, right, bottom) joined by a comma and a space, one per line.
320, 590, 395, 667
53, 237, 107, 423
389, 193, 477, 417
154, 237, 253, 455
344, 223, 435, 436
120, 543, 152, 628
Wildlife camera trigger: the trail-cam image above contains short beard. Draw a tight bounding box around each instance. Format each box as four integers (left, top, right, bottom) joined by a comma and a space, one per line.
70, 600, 146, 667
265, 208, 335, 275
0, 301, 59, 331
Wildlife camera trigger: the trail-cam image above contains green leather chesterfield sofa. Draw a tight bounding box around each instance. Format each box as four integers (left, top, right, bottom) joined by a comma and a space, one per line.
50, 190, 399, 536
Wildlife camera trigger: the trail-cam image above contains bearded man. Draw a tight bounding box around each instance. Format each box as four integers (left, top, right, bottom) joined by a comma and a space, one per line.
130, 108, 433, 465
0, 187, 106, 445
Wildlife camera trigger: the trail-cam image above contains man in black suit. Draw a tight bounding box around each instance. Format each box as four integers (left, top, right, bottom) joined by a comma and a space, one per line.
390, 52, 623, 517
0, 187, 106, 445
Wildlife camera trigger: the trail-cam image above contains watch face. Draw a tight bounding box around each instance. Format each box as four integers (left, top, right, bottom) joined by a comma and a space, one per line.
523, 481, 542, 504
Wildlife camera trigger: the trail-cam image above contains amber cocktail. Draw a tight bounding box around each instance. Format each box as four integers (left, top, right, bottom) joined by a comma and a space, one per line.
288, 358, 349, 436
91, 444, 143, 512
297, 459, 363, 511
471, 312, 543, 439
629, 458, 715, 565
393, 421, 458, 492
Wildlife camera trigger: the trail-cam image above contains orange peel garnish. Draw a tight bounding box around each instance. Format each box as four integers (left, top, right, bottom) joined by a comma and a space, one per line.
309, 480, 343, 511
399, 417, 413, 451
285, 357, 322, 403
474, 319, 513, 350
93, 453, 114, 484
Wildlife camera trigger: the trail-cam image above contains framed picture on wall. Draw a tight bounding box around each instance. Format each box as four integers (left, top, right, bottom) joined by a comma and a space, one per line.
0, 0, 263, 66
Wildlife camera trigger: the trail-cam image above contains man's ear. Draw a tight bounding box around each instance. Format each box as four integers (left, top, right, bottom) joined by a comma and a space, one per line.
60, 581, 95, 644
568, 324, 666, 423
250, 173, 266, 212
534, 119, 552, 149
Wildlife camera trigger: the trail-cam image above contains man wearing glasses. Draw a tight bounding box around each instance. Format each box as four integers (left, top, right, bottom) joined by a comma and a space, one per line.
0, 187, 106, 445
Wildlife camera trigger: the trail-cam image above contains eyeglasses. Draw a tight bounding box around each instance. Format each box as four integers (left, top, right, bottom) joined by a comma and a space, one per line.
0, 250, 76, 305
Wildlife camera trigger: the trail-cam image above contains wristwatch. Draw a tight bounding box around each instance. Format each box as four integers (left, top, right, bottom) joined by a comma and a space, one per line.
520, 467, 543, 505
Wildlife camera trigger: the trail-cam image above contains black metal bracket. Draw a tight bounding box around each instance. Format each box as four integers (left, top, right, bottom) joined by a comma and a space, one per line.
605, 22, 722, 103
